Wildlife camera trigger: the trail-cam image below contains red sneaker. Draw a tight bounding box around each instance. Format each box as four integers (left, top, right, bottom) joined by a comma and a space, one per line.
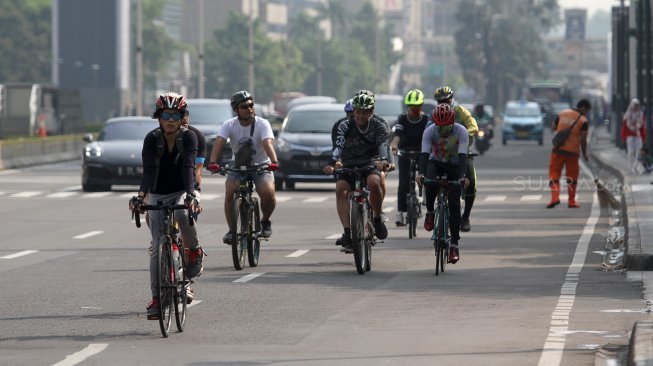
424, 213, 435, 231
146, 298, 159, 320
448, 245, 459, 264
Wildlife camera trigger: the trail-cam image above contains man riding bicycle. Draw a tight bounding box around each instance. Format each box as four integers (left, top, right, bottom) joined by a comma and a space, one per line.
419, 103, 469, 264
323, 90, 390, 251
434, 86, 478, 232
129, 92, 204, 320
389, 89, 429, 227
207, 90, 279, 243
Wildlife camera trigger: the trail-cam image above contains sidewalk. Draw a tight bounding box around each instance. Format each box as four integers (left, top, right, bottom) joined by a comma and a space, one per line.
590, 125, 653, 365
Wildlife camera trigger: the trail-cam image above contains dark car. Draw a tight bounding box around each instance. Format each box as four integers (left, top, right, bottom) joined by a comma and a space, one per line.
81, 117, 157, 191
186, 98, 233, 164
274, 103, 345, 190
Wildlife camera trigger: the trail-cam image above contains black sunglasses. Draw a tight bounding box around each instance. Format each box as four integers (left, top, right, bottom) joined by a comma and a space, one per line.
238, 102, 254, 110
161, 111, 182, 121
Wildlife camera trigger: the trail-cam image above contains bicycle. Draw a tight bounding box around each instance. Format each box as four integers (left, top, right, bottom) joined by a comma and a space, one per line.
216, 163, 269, 270
335, 166, 378, 275
424, 176, 462, 276
398, 150, 423, 239
133, 202, 194, 337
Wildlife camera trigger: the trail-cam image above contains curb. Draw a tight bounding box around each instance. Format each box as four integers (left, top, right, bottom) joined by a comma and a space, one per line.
629, 320, 653, 366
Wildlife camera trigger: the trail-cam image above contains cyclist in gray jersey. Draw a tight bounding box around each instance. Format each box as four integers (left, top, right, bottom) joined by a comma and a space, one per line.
324, 90, 390, 251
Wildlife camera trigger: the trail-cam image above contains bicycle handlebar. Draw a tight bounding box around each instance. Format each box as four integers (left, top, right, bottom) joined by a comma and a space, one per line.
132, 204, 194, 228
211, 163, 270, 176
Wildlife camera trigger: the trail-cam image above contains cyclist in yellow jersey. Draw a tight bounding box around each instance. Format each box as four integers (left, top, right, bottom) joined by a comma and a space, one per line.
434, 86, 478, 232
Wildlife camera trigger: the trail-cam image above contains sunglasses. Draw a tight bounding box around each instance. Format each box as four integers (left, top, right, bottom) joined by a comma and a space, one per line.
160, 111, 182, 121
238, 102, 255, 110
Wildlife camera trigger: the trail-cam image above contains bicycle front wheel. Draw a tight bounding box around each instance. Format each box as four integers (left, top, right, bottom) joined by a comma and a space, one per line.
350, 200, 367, 275
157, 237, 174, 337
174, 240, 188, 332
247, 198, 261, 267
407, 194, 416, 239
231, 197, 247, 270
434, 205, 448, 276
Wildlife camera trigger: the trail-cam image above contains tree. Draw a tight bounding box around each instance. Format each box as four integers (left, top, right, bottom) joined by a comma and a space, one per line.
204, 12, 309, 102
0, 0, 51, 82
454, 0, 560, 108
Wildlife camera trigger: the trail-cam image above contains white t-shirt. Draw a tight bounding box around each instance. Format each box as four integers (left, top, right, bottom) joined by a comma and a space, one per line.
218, 116, 275, 165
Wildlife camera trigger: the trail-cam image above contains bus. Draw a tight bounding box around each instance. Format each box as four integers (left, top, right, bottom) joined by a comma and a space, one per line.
526, 80, 574, 126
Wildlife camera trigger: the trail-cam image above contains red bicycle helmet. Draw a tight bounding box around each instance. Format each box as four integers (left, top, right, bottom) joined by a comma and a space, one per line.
432, 103, 455, 126
153, 92, 187, 118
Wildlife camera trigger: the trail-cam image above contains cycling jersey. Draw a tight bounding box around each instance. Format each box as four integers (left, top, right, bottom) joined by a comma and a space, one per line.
394, 113, 429, 151
330, 115, 390, 167
421, 123, 469, 165
453, 104, 478, 137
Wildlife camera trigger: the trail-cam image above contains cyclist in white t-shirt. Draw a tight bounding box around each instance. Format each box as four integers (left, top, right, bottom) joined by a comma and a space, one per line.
208, 91, 279, 243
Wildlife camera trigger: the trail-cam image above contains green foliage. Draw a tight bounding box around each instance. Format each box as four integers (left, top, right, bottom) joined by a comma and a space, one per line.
0, 0, 51, 82
454, 0, 560, 107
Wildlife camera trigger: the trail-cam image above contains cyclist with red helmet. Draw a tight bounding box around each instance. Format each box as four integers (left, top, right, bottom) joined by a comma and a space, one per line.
129, 92, 204, 319
419, 103, 469, 263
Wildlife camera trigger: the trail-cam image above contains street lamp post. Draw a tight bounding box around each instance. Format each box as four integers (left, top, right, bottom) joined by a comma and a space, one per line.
136, 0, 143, 115
198, 0, 205, 98
248, 0, 255, 95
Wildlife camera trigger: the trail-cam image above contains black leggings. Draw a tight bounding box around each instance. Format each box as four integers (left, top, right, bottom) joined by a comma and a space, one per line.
462, 157, 476, 220
424, 161, 462, 242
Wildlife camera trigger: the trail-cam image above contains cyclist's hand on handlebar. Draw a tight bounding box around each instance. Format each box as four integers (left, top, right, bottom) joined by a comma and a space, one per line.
268, 162, 279, 171
323, 165, 335, 175
387, 163, 396, 172
335, 161, 343, 169
129, 195, 144, 213
375, 161, 389, 172
417, 175, 425, 187
208, 162, 220, 173
462, 177, 470, 190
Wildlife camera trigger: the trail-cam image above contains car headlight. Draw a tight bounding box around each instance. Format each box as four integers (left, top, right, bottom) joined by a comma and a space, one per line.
85, 145, 102, 158
276, 138, 292, 153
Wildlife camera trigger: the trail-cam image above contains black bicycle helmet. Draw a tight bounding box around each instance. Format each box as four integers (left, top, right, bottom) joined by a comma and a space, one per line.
230, 90, 253, 110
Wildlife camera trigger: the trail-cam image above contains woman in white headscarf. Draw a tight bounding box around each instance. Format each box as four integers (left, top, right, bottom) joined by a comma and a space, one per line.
621, 98, 646, 173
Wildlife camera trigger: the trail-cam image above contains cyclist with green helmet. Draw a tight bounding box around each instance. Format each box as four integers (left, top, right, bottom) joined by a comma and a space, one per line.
323, 90, 391, 251
434, 86, 478, 232
389, 89, 430, 226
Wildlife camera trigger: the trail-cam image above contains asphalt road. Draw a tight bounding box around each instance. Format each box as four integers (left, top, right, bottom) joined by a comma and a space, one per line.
0, 130, 647, 366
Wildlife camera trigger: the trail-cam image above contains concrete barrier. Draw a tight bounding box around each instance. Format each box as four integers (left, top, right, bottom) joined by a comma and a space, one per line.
0, 134, 87, 170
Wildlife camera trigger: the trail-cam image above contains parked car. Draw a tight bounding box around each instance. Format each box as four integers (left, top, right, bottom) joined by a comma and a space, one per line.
285, 96, 337, 114
81, 117, 157, 191
274, 103, 345, 190
186, 98, 233, 164
501, 100, 544, 145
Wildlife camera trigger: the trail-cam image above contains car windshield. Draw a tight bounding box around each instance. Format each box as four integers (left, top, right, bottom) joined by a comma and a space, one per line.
284, 110, 344, 133
374, 98, 403, 117
188, 103, 233, 125
99, 121, 154, 141
506, 106, 540, 117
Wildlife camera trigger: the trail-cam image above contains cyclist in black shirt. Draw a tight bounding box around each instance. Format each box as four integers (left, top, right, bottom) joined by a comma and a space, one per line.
324, 90, 390, 250
389, 89, 429, 226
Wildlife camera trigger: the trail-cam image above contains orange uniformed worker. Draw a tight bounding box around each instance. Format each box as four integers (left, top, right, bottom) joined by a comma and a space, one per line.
547, 98, 592, 209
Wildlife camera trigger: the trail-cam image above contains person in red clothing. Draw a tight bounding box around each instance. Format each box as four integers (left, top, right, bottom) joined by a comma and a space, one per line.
547, 99, 591, 209
621, 98, 647, 174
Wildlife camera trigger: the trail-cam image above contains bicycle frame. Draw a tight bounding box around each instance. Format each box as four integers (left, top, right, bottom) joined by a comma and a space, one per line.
399, 150, 422, 239
425, 177, 461, 276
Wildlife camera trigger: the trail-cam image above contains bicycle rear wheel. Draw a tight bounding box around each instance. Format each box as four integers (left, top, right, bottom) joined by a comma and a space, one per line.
350, 200, 367, 275
247, 199, 261, 267
157, 237, 174, 337
231, 198, 247, 270
174, 240, 188, 332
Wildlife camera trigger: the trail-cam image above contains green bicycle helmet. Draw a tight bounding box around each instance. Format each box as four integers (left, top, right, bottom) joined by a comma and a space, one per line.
434, 86, 454, 102
404, 89, 425, 105
352, 92, 375, 110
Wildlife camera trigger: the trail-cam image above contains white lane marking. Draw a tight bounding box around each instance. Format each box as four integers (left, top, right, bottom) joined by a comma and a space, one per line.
601, 309, 648, 313
383, 207, 395, 213
303, 197, 328, 203
287, 250, 309, 258
11, 191, 43, 198
73, 231, 104, 239
62, 185, 82, 191
276, 196, 292, 202
52, 343, 109, 366
484, 195, 507, 202
0, 192, 5, 196
1, 250, 38, 259
326, 234, 341, 240
188, 300, 203, 308
47, 192, 77, 198
520, 194, 542, 201
537, 189, 599, 366
233, 272, 264, 283
83, 192, 111, 198
120, 192, 138, 198
81, 307, 102, 310
200, 194, 221, 200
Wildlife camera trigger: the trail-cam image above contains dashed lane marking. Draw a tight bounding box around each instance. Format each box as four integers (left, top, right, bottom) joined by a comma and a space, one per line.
73, 231, 104, 239
200, 194, 221, 200
47, 192, 77, 198
484, 195, 507, 202
287, 250, 309, 258
11, 191, 43, 198
326, 234, 341, 240
303, 197, 328, 203
520, 194, 543, 201
276, 196, 292, 202
233, 272, 265, 283
188, 300, 203, 308
1, 250, 38, 259
52, 343, 109, 366
82, 192, 111, 198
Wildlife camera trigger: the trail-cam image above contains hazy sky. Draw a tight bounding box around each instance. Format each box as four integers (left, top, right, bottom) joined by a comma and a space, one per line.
558, 0, 619, 16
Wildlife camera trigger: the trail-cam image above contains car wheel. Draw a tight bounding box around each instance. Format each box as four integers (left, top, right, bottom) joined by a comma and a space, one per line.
274, 178, 284, 191
285, 180, 295, 190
